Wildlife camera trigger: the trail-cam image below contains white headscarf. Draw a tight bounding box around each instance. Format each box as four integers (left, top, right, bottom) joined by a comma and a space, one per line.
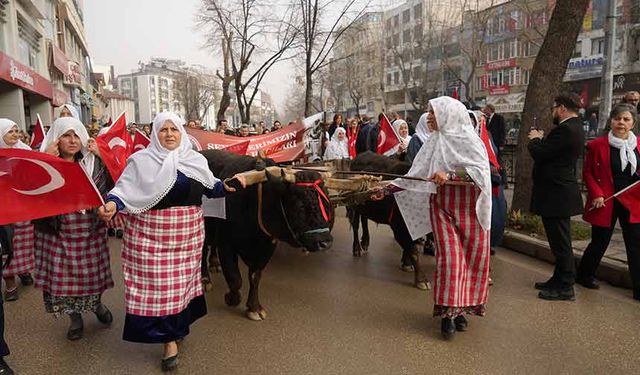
392, 119, 411, 146
394, 96, 492, 233
324, 127, 350, 160
608, 131, 638, 175
414, 112, 432, 144
0, 119, 31, 150
39, 117, 95, 177
109, 112, 219, 213
55, 104, 80, 120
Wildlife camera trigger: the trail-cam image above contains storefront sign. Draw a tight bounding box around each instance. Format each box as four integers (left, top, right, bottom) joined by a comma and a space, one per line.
489, 85, 510, 95
567, 56, 604, 70
50, 44, 69, 75
63, 61, 82, 87
485, 58, 516, 71
565, 55, 604, 81
52, 88, 70, 107
0, 52, 53, 99
489, 93, 526, 113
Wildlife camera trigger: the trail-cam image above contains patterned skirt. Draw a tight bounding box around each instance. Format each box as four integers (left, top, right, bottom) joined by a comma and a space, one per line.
430, 185, 490, 318
34, 212, 114, 302
4, 222, 35, 277
122, 206, 204, 317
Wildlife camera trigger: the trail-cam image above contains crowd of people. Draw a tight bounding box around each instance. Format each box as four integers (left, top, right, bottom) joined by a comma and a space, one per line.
0, 89, 639, 373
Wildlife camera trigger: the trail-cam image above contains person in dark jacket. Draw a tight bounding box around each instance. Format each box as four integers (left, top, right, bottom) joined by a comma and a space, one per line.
0, 225, 15, 375
327, 113, 344, 138
355, 115, 378, 154
528, 93, 585, 301
484, 104, 507, 185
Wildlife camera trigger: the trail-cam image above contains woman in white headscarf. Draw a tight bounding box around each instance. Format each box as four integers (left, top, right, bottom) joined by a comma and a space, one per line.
35, 117, 115, 341
0, 119, 36, 302
324, 127, 350, 160
389, 96, 491, 340
54, 103, 80, 120
406, 112, 432, 165
391, 119, 411, 160
98, 112, 242, 372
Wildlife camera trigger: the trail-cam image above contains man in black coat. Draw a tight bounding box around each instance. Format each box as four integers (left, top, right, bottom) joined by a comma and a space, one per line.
355, 115, 379, 155
528, 93, 585, 301
484, 104, 507, 184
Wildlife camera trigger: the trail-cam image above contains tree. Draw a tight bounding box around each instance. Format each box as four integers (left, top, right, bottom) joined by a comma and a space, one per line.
511, 0, 591, 212
294, 0, 370, 117
199, 0, 298, 124
173, 71, 218, 123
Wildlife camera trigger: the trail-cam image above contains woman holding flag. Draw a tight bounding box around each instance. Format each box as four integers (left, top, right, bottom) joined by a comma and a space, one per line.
0, 119, 36, 302
97, 112, 242, 372
578, 103, 640, 300
35, 117, 115, 341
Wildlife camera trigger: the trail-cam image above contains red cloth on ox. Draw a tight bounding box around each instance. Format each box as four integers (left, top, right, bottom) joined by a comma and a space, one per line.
430, 184, 490, 318
34, 212, 114, 296
96, 113, 132, 181
122, 206, 204, 317
616, 181, 640, 214
4, 221, 35, 277
0, 149, 104, 225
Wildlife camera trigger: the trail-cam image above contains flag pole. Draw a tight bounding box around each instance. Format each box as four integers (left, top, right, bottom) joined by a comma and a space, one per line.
604, 180, 640, 202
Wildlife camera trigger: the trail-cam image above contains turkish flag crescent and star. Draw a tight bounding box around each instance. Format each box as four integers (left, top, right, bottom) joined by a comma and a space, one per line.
29, 114, 46, 149
132, 129, 151, 153
615, 180, 640, 213
0, 149, 104, 225
377, 113, 400, 156
96, 112, 132, 181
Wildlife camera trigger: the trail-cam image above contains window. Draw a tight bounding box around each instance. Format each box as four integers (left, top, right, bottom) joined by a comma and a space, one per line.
591, 38, 605, 55
510, 10, 521, 30
387, 73, 392, 86
508, 67, 521, 86
413, 66, 422, 82
508, 39, 519, 58
403, 30, 411, 44
487, 19, 494, 36
414, 3, 422, 20
522, 69, 530, 85
497, 42, 505, 60
393, 15, 399, 27
414, 25, 423, 41
403, 9, 410, 23
393, 33, 400, 45
572, 41, 582, 58
394, 72, 399, 85
17, 14, 42, 70
498, 18, 506, 33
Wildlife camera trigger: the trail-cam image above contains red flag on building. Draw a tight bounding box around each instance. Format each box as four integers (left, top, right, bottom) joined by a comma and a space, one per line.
615, 180, 640, 213
96, 112, 132, 181
30, 114, 46, 149
132, 129, 150, 153
377, 113, 400, 156
0, 149, 104, 225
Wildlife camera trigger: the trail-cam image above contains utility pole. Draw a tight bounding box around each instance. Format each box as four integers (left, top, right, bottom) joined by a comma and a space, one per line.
597, 0, 617, 131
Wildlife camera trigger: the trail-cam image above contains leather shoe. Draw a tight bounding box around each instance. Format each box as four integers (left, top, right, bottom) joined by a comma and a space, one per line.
576, 279, 600, 290
0, 358, 14, 375
534, 279, 558, 290
161, 355, 178, 372
19, 273, 34, 286
538, 288, 575, 301
454, 315, 468, 331
441, 318, 456, 340
67, 313, 83, 341
95, 304, 113, 326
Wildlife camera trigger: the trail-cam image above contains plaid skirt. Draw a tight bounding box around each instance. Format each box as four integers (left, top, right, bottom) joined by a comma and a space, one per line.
107, 214, 127, 230
122, 206, 204, 317
4, 222, 35, 277
34, 212, 114, 297
430, 185, 490, 318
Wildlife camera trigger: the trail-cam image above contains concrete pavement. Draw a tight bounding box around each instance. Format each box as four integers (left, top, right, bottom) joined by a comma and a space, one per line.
4, 214, 640, 374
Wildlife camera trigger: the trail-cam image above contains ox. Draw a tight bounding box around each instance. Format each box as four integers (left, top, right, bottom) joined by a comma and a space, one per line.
201, 150, 334, 321
347, 151, 430, 290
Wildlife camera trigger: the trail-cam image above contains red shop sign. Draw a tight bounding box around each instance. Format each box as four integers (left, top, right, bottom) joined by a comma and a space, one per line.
50, 44, 69, 75
0, 52, 53, 99
489, 85, 511, 95
485, 58, 517, 71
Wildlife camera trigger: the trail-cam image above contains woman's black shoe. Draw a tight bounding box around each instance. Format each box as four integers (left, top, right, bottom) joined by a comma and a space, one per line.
441, 318, 456, 340
161, 355, 178, 372
454, 315, 468, 331
576, 278, 600, 290
95, 304, 113, 325
116, 229, 123, 239
0, 357, 14, 375
18, 273, 34, 286
107, 228, 115, 237
67, 313, 84, 341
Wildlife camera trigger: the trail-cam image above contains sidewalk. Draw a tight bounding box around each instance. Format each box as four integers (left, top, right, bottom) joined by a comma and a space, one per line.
502, 188, 630, 288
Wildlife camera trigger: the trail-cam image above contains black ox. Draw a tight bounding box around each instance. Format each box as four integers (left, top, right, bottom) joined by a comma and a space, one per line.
201, 150, 334, 321
347, 151, 430, 290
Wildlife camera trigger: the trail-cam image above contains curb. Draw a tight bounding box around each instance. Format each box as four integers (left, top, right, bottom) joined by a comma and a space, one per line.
501, 230, 632, 289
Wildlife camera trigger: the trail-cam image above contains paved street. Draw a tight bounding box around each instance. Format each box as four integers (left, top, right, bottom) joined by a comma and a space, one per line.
5, 213, 640, 375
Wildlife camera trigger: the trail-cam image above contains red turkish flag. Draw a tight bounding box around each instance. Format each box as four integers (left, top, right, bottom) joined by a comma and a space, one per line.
96, 112, 132, 181
479, 118, 500, 169
615, 180, 640, 213
377, 113, 400, 156
0, 149, 104, 225
132, 129, 150, 153
29, 114, 46, 149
